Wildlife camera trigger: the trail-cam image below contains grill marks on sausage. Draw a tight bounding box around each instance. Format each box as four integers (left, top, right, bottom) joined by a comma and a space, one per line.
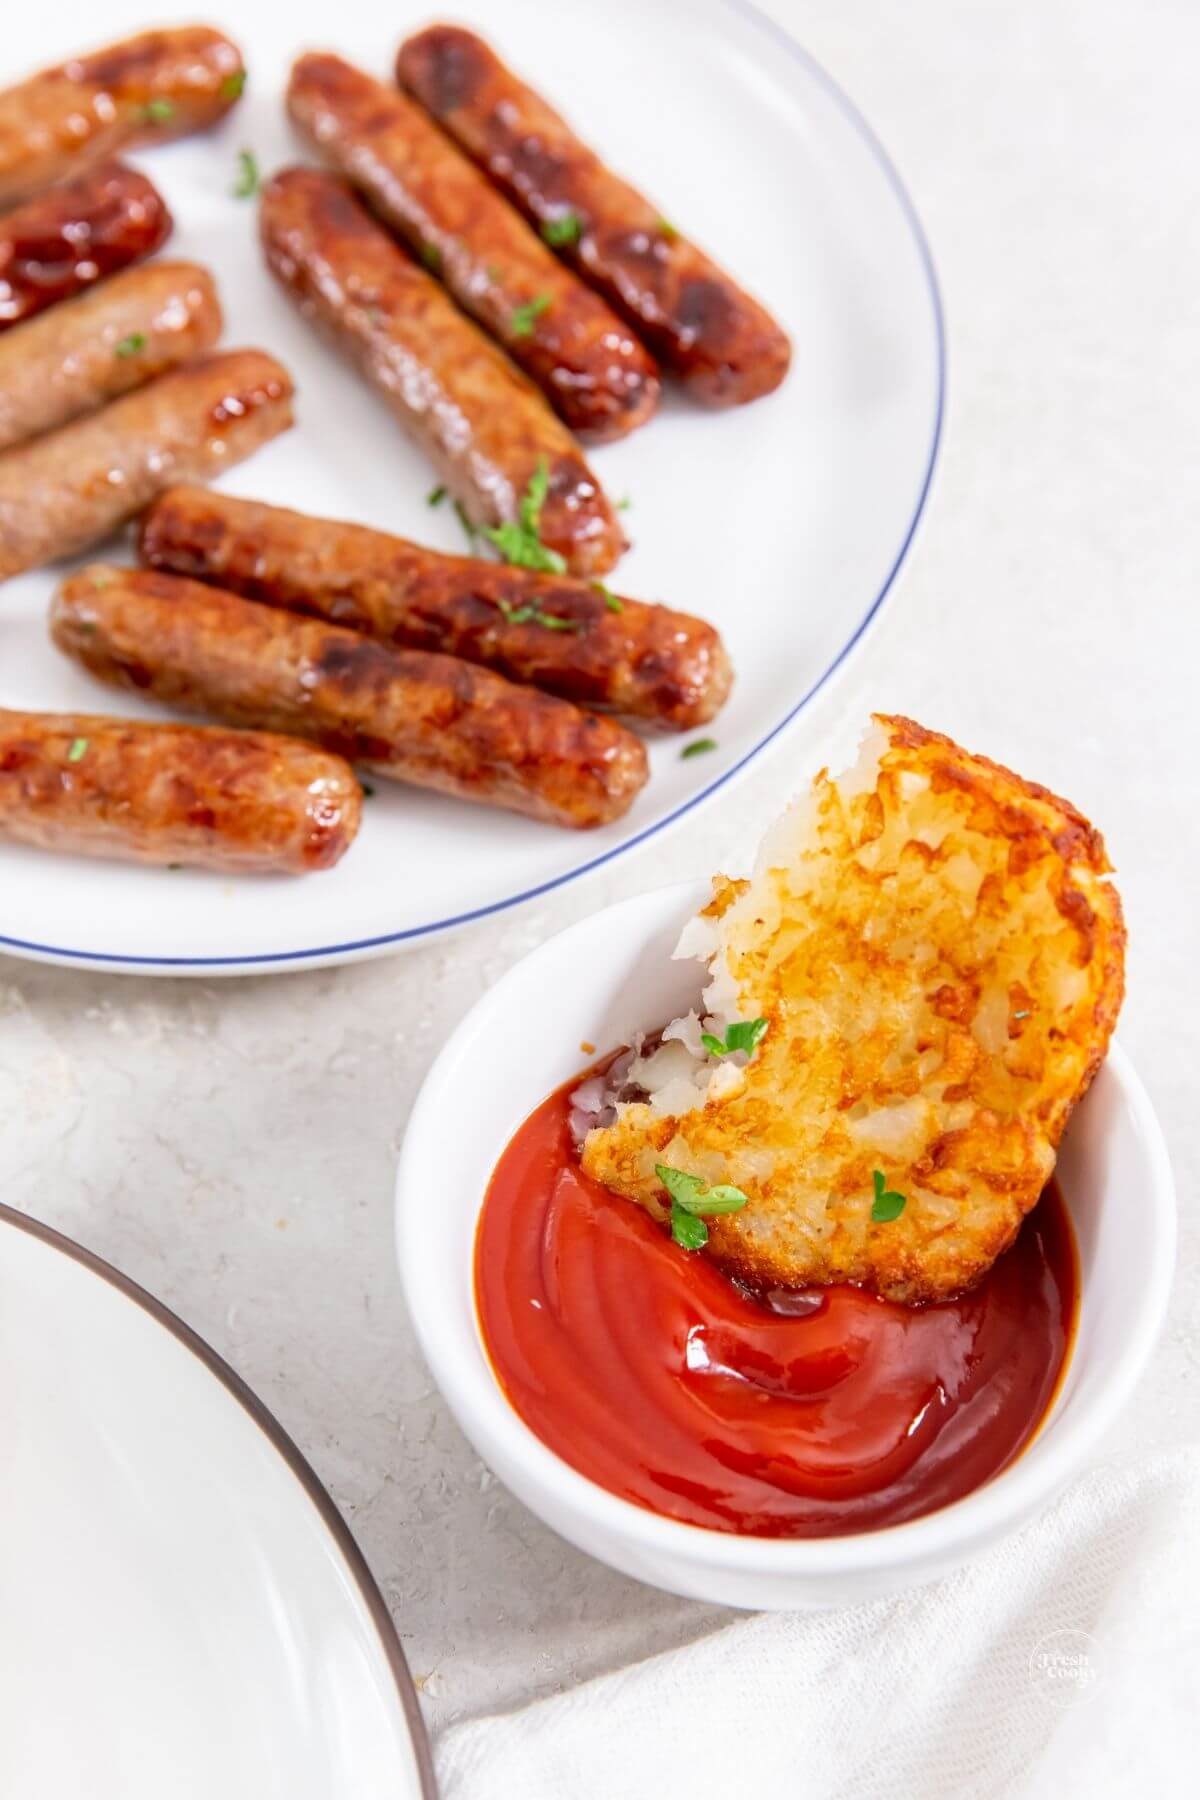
138, 487, 734, 729
259, 166, 625, 577
285, 53, 658, 443
419, 30, 487, 112
52, 567, 649, 829
0, 162, 172, 328
396, 25, 791, 406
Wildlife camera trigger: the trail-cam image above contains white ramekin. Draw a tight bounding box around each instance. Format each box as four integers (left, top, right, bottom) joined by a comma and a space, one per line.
395, 882, 1176, 1610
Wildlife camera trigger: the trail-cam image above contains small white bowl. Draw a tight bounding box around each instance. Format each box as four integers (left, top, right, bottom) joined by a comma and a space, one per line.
395, 882, 1176, 1610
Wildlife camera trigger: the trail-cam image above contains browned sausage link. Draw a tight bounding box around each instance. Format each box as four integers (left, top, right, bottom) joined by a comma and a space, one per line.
0, 349, 293, 581
53, 568, 650, 829
397, 27, 792, 407
0, 261, 222, 452
0, 161, 172, 332
0, 708, 360, 873
0, 27, 245, 207
259, 166, 625, 579
140, 486, 734, 730
286, 54, 659, 445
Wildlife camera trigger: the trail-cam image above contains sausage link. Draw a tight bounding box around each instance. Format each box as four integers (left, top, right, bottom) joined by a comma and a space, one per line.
52, 567, 650, 830
287, 53, 658, 444
0, 708, 360, 873
0, 161, 172, 332
259, 166, 625, 579
140, 486, 734, 730
397, 26, 791, 407
0, 27, 244, 206
0, 349, 293, 580
0, 261, 221, 451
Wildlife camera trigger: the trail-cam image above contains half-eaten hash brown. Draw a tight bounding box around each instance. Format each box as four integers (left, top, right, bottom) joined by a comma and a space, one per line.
580, 715, 1125, 1302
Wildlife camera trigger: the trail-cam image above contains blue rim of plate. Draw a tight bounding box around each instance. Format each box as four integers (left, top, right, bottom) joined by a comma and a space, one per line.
0, 1200, 439, 1797
0, 0, 946, 970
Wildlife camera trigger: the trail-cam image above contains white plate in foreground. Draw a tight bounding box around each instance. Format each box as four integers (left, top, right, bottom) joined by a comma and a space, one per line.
0, 0, 942, 972
0, 1205, 435, 1799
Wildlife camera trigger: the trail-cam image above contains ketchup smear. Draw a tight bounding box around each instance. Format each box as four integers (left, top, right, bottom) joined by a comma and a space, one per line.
476, 1073, 1079, 1537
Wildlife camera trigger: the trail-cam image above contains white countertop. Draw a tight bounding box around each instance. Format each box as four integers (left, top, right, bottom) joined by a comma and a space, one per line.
1, 0, 1196, 1748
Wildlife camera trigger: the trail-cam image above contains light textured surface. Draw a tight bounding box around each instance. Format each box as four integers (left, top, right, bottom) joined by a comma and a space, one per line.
1, 0, 1197, 1763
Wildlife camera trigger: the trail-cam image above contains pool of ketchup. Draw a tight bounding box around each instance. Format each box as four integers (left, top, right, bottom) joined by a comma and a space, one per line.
476, 1071, 1080, 1537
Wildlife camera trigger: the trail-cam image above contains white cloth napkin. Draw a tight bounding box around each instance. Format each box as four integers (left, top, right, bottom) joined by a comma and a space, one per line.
436, 1449, 1200, 1800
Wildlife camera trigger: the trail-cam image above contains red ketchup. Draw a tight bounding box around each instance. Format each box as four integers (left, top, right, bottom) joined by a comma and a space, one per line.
476, 1074, 1079, 1537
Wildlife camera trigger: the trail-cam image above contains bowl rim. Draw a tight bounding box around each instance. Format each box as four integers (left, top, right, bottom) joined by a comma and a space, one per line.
396, 881, 1177, 1576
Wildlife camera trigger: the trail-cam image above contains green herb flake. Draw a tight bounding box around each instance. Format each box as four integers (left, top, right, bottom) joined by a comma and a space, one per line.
483, 458, 568, 573
655, 215, 679, 242
701, 1018, 769, 1059
510, 293, 552, 338
220, 70, 247, 101
497, 600, 536, 625
420, 241, 442, 273
616, 495, 632, 511
453, 500, 477, 545
541, 210, 582, 247
670, 1203, 709, 1250
592, 581, 623, 613
427, 484, 447, 507
66, 737, 89, 763
681, 737, 718, 759
870, 1169, 908, 1223
657, 1163, 749, 1251
115, 333, 147, 358
232, 149, 259, 199
139, 98, 176, 125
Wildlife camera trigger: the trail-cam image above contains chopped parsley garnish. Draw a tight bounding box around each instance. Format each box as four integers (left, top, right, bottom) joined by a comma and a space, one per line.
655, 215, 679, 242
496, 598, 580, 632
616, 495, 632, 511
592, 581, 623, 613
139, 98, 175, 125
483, 458, 567, 573
701, 1018, 768, 1059
541, 210, 582, 247
232, 149, 259, 198
670, 1206, 709, 1251
870, 1169, 907, 1223
66, 737, 88, 763
497, 601, 535, 626
220, 70, 247, 101
510, 293, 551, 338
115, 333, 146, 358
427, 484, 447, 507
454, 500, 477, 545
420, 241, 442, 273
657, 1163, 749, 1250
681, 737, 717, 759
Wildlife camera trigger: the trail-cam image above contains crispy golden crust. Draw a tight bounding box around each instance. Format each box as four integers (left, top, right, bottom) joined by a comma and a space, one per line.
582, 714, 1125, 1302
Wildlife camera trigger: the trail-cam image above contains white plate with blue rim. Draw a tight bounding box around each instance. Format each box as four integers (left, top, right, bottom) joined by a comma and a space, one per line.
0, 1201, 436, 1799
0, 0, 942, 973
